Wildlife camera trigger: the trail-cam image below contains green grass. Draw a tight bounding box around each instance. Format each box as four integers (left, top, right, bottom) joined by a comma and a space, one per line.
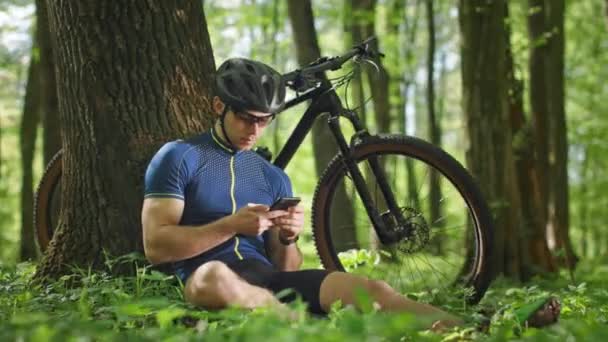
2, 255, 608, 341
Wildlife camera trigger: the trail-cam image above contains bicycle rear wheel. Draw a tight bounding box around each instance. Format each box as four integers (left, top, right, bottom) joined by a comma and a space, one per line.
34, 149, 63, 252
312, 135, 493, 304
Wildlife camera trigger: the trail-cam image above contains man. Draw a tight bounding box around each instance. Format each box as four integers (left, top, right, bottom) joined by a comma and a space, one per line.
141, 58, 556, 330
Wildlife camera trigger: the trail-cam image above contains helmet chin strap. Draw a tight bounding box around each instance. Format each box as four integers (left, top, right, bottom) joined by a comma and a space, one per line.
219, 106, 237, 151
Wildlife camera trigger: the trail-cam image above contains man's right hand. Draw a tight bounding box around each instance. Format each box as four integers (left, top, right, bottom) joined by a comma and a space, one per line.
228, 204, 288, 236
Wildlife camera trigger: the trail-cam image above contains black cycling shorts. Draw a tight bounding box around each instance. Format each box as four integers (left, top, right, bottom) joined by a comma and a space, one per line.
224, 259, 331, 315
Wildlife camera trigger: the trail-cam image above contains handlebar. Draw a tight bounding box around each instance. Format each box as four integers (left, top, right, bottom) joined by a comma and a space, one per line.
283, 36, 381, 92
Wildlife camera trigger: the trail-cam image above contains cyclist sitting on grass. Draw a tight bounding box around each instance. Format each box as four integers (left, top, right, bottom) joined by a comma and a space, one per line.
141, 57, 559, 331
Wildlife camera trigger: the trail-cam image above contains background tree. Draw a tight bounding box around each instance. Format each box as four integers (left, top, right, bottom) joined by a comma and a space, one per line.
19, 28, 40, 261
605, 0, 608, 30
36, 0, 60, 166
458, 0, 525, 279
286, 0, 356, 252
351, 0, 390, 134
425, 0, 443, 253
527, 0, 551, 257
505, 2, 555, 277
35, 0, 216, 280
545, 0, 577, 269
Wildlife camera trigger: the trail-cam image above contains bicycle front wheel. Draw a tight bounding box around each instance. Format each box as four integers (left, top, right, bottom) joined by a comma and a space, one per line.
312, 135, 493, 304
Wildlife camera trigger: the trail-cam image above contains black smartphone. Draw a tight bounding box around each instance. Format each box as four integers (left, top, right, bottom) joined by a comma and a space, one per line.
269, 197, 301, 211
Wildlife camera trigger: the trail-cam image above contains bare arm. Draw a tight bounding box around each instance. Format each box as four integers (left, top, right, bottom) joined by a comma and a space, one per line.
141, 198, 236, 265
266, 205, 305, 271
267, 228, 303, 271
142, 199, 288, 265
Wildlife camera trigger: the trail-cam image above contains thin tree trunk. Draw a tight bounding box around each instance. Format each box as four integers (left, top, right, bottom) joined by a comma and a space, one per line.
20, 38, 41, 261
425, 0, 443, 254
270, 0, 282, 154
36, 0, 60, 165
399, 0, 423, 211
579, 148, 589, 259
545, 0, 577, 271
286, 0, 357, 252
504, 2, 555, 278
605, 0, 608, 31
400, 0, 422, 136
527, 0, 550, 245
352, 0, 391, 133
35, 0, 216, 280
345, 0, 367, 127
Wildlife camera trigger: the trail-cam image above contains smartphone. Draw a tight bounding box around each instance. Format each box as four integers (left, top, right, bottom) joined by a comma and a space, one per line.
270, 197, 301, 211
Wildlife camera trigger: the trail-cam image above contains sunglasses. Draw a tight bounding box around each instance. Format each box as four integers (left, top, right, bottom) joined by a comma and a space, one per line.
232, 110, 275, 126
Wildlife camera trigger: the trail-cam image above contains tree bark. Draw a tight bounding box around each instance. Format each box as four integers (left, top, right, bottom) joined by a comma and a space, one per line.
527, 0, 550, 244
459, 0, 521, 280
545, 0, 577, 270
395, 0, 422, 211
578, 148, 589, 259
425, 0, 443, 253
345, 0, 367, 127
20, 37, 42, 261
35, 0, 216, 280
505, 3, 555, 277
36, 0, 61, 165
352, 0, 391, 134
287, 0, 356, 252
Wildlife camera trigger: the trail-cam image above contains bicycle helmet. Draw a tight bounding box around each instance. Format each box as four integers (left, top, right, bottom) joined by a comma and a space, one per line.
215, 58, 286, 114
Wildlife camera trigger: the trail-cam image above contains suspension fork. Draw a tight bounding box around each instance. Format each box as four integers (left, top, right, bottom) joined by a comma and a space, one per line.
345, 111, 410, 238
327, 111, 406, 244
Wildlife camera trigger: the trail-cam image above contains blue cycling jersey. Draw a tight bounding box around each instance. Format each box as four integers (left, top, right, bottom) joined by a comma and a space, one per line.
144, 127, 292, 281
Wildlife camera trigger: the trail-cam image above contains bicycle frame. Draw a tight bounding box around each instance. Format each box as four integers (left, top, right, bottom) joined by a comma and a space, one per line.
271, 77, 407, 245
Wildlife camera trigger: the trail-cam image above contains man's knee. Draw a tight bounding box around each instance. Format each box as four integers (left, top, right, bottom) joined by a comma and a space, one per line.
365, 279, 393, 297
185, 261, 239, 309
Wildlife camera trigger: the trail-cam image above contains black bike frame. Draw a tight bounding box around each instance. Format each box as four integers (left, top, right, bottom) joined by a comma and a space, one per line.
271, 78, 406, 244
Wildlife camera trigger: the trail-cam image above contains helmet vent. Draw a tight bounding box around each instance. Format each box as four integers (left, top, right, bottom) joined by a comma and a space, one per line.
244, 79, 256, 94
263, 82, 272, 102
245, 63, 256, 74
215, 58, 285, 114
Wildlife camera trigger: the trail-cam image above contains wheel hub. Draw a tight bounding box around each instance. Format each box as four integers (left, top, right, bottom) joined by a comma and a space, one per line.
380, 207, 430, 253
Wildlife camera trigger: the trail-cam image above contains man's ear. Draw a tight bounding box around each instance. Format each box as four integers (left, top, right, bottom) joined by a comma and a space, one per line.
212, 96, 225, 116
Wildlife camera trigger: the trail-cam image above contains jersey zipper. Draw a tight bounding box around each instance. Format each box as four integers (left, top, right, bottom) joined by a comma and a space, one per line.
230, 155, 243, 260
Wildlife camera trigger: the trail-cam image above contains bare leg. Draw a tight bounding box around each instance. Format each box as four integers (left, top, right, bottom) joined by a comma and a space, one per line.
184, 260, 283, 310
319, 272, 463, 329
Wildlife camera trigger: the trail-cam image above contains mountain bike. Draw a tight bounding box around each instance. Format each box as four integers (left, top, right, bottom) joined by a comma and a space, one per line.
34, 37, 494, 303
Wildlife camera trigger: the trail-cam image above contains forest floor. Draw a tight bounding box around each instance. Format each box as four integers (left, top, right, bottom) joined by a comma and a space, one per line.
1, 256, 607, 341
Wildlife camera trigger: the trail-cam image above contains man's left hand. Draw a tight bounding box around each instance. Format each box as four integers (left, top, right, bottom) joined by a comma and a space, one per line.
272, 204, 304, 241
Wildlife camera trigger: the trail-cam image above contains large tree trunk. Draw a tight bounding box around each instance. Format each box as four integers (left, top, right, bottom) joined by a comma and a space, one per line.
545, 0, 577, 270
286, 0, 356, 252
36, 0, 60, 165
459, 0, 522, 280
35, 0, 216, 280
20, 37, 41, 261
504, 3, 555, 277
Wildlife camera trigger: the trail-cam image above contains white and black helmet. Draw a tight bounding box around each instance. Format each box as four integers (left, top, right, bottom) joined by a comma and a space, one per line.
215, 58, 286, 114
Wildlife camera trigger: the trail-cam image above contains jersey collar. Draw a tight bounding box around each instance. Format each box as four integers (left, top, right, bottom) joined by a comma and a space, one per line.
210, 127, 237, 154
